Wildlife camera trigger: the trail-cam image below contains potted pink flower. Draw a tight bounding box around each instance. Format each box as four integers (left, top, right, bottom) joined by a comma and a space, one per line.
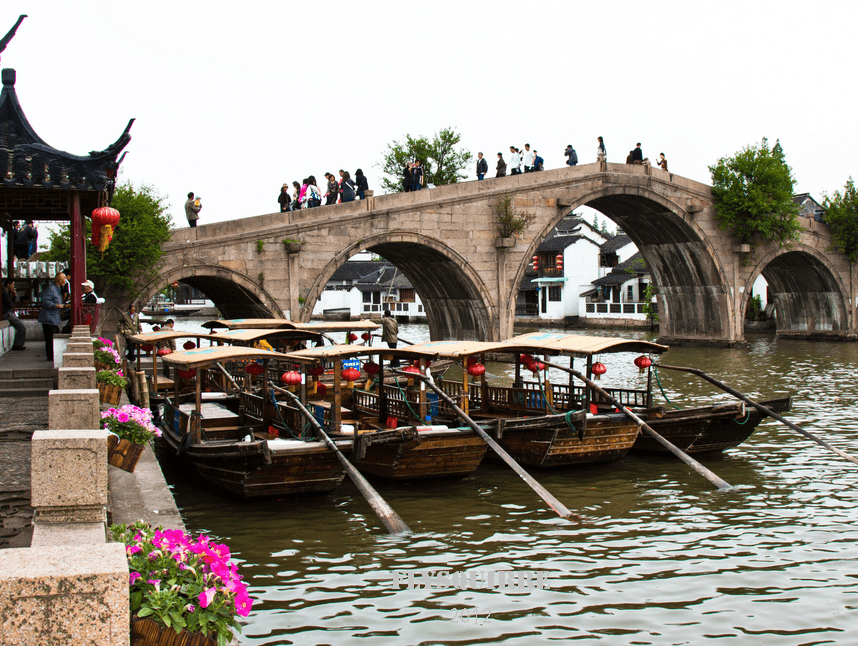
102, 405, 161, 472
111, 521, 253, 646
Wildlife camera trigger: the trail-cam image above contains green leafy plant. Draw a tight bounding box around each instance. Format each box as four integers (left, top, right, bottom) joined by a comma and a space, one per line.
746, 294, 763, 320
111, 521, 252, 646
297, 295, 306, 306
379, 126, 473, 192
709, 138, 801, 255
256, 240, 264, 253
101, 404, 160, 445
97, 369, 128, 389
822, 178, 858, 263
494, 194, 535, 238
257, 272, 264, 286
94, 345, 121, 367
641, 283, 659, 324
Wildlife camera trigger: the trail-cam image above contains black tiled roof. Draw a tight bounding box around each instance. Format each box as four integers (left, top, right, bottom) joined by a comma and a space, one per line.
600, 234, 632, 253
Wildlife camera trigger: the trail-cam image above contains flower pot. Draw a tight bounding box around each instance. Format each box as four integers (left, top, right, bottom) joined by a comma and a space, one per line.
98, 382, 123, 405
130, 616, 217, 646
285, 242, 303, 253
107, 435, 145, 473
95, 360, 110, 372
495, 237, 516, 249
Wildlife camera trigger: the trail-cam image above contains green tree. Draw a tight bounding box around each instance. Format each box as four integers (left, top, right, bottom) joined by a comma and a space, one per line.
379, 127, 472, 192
822, 178, 858, 263
709, 138, 802, 251
43, 181, 173, 297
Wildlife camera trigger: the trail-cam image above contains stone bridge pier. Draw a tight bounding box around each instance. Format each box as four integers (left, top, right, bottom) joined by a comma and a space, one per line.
109, 163, 856, 345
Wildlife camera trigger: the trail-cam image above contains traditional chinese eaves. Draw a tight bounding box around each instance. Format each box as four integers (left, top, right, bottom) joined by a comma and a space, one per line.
0, 68, 133, 219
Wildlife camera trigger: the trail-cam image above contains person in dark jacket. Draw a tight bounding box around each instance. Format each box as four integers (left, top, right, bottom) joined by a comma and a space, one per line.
403, 163, 412, 192
476, 152, 488, 180
325, 173, 338, 205
15, 220, 37, 260
354, 169, 369, 199
278, 184, 292, 212
496, 153, 507, 177
410, 160, 424, 191
631, 143, 643, 164
339, 170, 356, 202
564, 144, 578, 166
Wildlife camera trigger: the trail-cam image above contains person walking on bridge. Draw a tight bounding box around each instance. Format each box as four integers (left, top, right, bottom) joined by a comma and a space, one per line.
597, 136, 606, 162
631, 142, 643, 164
496, 152, 507, 177
185, 192, 201, 227
522, 144, 535, 173
476, 152, 488, 180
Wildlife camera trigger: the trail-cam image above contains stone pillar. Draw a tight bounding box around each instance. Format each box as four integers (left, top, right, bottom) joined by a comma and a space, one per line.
30, 429, 109, 524
62, 352, 94, 368
0, 543, 128, 646
57, 367, 97, 390
66, 341, 94, 354
48, 389, 100, 430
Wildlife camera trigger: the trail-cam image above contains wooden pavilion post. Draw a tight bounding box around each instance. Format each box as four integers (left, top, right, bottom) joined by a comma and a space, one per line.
69, 193, 85, 328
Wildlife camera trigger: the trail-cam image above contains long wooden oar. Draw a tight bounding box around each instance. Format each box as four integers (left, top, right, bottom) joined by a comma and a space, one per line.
269, 383, 412, 535
401, 369, 575, 519
540, 360, 732, 491
215, 363, 242, 393
372, 333, 416, 347
657, 363, 858, 467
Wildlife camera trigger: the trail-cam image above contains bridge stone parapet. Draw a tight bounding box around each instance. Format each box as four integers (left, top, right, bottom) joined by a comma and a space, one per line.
134, 163, 856, 344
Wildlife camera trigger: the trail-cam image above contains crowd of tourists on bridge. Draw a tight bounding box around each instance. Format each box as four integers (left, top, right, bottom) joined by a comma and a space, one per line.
277, 170, 370, 212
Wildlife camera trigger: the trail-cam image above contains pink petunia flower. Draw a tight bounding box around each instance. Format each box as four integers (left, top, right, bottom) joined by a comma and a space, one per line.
198, 587, 217, 608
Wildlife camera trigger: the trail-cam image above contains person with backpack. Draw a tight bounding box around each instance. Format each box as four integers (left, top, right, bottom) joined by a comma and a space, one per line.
532, 150, 544, 171
339, 170, 356, 202
564, 144, 578, 166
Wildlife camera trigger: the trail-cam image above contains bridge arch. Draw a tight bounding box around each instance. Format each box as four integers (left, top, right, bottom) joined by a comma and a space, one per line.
135, 264, 279, 319
514, 184, 734, 343
301, 231, 496, 340
744, 246, 849, 337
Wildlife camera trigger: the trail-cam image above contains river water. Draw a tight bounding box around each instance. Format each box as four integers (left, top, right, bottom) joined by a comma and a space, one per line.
162, 321, 858, 645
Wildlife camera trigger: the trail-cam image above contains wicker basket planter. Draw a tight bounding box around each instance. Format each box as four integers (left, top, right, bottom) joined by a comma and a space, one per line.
94, 360, 110, 372
98, 382, 122, 405
130, 616, 216, 646
107, 435, 145, 473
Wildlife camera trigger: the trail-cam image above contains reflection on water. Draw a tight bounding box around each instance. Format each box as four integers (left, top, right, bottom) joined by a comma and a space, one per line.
163, 322, 858, 645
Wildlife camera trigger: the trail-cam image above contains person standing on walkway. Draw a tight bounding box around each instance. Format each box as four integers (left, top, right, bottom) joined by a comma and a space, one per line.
522, 144, 535, 173
476, 152, 488, 180
2, 279, 25, 350
509, 146, 521, 175
631, 142, 643, 164
411, 160, 424, 191
532, 150, 544, 171
325, 173, 338, 205
38, 272, 67, 362
81, 280, 98, 304
119, 303, 141, 361
564, 144, 578, 166
402, 162, 413, 192
597, 136, 606, 162
278, 184, 292, 212
15, 220, 37, 260
354, 169, 369, 199
657, 153, 668, 171
185, 192, 201, 227
496, 152, 507, 177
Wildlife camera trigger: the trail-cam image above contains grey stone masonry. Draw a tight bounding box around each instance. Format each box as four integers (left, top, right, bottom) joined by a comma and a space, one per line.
57, 366, 97, 390
48, 389, 100, 430
62, 352, 94, 368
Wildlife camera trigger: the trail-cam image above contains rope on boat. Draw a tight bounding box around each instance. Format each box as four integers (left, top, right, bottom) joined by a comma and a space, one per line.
392, 375, 424, 422
732, 408, 751, 425
653, 366, 683, 410
269, 389, 313, 440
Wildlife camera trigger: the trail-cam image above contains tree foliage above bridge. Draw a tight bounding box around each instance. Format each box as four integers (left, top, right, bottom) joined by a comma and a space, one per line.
823, 177, 858, 263
379, 127, 472, 193
43, 180, 173, 297
709, 138, 801, 250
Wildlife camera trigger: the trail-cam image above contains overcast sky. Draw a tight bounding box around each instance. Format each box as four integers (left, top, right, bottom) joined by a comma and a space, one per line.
5, 2, 856, 229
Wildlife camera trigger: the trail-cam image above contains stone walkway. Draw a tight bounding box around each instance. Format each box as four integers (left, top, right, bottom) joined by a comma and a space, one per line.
0, 398, 46, 549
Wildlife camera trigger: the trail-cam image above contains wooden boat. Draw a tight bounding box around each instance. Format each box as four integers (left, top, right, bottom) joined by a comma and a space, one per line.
284, 344, 489, 480
158, 345, 349, 497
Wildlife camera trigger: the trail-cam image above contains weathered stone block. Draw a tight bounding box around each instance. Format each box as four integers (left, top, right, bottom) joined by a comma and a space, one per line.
61, 352, 93, 368
48, 389, 100, 430
57, 367, 97, 390
65, 342, 93, 355
0, 543, 128, 646
31, 430, 108, 513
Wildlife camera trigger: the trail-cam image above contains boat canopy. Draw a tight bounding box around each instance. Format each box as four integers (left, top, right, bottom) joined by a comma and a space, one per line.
204, 328, 325, 345
161, 346, 294, 369
503, 332, 668, 358
202, 318, 381, 332
286, 343, 417, 365
129, 330, 216, 344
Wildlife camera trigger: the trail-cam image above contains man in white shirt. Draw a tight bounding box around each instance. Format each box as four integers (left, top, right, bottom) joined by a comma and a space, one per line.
522, 143, 535, 173
509, 146, 521, 175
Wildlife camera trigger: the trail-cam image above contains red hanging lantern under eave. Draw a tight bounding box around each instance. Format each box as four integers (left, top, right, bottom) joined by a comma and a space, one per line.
341, 367, 361, 385
308, 365, 325, 378
467, 362, 485, 377
591, 362, 607, 380
347, 333, 358, 343
244, 362, 264, 376
281, 371, 302, 390
90, 206, 121, 255
634, 355, 652, 373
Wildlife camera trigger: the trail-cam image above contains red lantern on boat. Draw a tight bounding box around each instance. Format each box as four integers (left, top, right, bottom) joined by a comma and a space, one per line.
363, 361, 380, 376
90, 206, 121, 254
281, 371, 302, 390
308, 365, 325, 378
177, 369, 196, 380
529, 362, 544, 374
403, 364, 421, 386
244, 362, 264, 376
347, 333, 358, 343
467, 362, 485, 377
634, 355, 652, 374
153, 326, 161, 332
361, 332, 372, 341
341, 367, 361, 386
156, 347, 172, 357
591, 362, 607, 380
183, 341, 196, 350
141, 344, 154, 353
520, 354, 534, 366
316, 382, 327, 397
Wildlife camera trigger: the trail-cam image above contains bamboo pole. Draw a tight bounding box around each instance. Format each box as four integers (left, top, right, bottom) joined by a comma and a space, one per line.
657, 363, 858, 467
270, 383, 411, 535
402, 369, 575, 520
540, 360, 733, 491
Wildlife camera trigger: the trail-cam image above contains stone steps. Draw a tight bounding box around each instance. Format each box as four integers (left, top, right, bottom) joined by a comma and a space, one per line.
0, 370, 57, 397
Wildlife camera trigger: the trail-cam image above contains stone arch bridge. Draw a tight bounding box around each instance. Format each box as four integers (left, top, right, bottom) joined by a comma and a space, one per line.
128, 162, 857, 345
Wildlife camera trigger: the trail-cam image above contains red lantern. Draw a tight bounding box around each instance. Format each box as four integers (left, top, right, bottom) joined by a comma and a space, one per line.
529, 362, 544, 374
467, 362, 485, 377
361, 332, 372, 341
347, 333, 358, 343
177, 369, 196, 380
183, 341, 196, 350
634, 355, 652, 374
591, 362, 607, 380
153, 326, 161, 332
556, 253, 564, 270
281, 371, 302, 387
316, 382, 328, 397
156, 347, 172, 356
90, 206, 121, 254
532, 255, 539, 271
341, 367, 361, 384
308, 365, 325, 378
520, 354, 534, 366
141, 344, 154, 352
363, 361, 380, 376
244, 362, 264, 376
403, 364, 420, 386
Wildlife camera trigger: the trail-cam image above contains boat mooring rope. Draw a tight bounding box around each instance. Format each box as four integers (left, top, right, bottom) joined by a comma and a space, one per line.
653, 367, 683, 410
